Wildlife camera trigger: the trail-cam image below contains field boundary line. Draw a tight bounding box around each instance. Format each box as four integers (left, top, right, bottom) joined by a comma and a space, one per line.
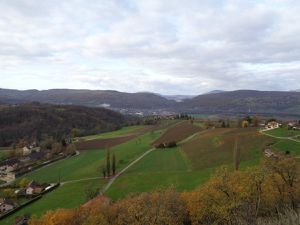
179, 128, 214, 145
260, 130, 300, 143
100, 148, 156, 194
101, 127, 214, 194
61, 176, 104, 185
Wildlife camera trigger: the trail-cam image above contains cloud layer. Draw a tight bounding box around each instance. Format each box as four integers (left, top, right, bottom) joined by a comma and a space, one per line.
1, 0, 300, 94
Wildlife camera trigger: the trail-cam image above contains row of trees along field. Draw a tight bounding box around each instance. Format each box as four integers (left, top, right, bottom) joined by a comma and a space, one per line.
29, 154, 300, 225
101, 149, 116, 178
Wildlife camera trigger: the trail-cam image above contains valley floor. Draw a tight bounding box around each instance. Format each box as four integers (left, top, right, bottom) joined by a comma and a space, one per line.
3, 122, 300, 224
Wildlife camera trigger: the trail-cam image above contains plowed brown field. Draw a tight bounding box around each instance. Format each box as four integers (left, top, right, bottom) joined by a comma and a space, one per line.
152, 121, 202, 146
75, 135, 136, 150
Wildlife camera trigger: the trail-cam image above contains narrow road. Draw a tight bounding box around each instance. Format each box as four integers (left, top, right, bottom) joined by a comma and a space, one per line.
0, 151, 81, 188
100, 148, 156, 194
61, 176, 103, 185
100, 127, 214, 194
260, 129, 300, 143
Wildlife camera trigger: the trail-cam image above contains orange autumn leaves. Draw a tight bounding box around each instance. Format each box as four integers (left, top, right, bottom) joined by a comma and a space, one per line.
30, 155, 300, 225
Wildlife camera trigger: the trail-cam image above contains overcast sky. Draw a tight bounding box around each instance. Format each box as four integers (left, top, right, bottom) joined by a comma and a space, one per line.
1, 0, 300, 95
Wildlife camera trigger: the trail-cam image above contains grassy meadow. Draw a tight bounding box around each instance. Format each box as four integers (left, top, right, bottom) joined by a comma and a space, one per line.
2, 124, 164, 224
81, 125, 146, 140
264, 127, 300, 137
273, 139, 300, 156
106, 127, 274, 200
4, 120, 300, 223
2, 179, 105, 225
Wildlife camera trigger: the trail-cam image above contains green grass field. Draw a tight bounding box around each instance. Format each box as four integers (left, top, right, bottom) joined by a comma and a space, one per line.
22, 150, 106, 183
107, 128, 274, 200
273, 139, 300, 156
182, 128, 272, 170
264, 127, 300, 138
193, 121, 205, 128
6, 121, 300, 223
81, 125, 146, 140
0, 150, 6, 161
106, 147, 215, 199
2, 179, 105, 225
2, 126, 164, 223
0, 148, 11, 161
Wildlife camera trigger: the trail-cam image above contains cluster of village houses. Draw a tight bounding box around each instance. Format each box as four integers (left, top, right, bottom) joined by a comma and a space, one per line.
0, 143, 62, 183
0, 181, 52, 215
264, 120, 300, 130
287, 121, 300, 130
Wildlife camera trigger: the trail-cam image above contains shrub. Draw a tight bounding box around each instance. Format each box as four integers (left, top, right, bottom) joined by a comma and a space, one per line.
155, 143, 165, 149
165, 141, 177, 148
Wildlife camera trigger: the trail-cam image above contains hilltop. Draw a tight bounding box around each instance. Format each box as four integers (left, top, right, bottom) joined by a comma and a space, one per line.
0, 89, 174, 110
181, 90, 300, 115
0, 103, 128, 146
2, 89, 300, 116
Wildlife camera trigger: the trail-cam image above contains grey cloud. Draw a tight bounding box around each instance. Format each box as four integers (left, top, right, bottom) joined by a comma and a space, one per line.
1, 0, 300, 94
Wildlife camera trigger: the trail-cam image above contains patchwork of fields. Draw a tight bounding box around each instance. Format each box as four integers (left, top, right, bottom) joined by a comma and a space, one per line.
3, 121, 300, 224
263, 127, 300, 157
106, 127, 274, 200
2, 124, 166, 224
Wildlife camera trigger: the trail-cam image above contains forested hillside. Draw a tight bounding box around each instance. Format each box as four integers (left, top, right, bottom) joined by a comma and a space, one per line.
0, 103, 128, 146
0, 89, 174, 109
182, 90, 300, 115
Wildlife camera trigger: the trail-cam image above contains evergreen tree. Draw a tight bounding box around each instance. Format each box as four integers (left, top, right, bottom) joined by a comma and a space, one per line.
106, 148, 111, 176
101, 166, 106, 178
112, 153, 116, 176
221, 121, 226, 128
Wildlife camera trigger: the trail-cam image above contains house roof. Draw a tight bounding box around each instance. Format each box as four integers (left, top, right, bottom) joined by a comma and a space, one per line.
0, 198, 15, 206
26, 181, 43, 189
0, 158, 19, 167
29, 151, 46, 160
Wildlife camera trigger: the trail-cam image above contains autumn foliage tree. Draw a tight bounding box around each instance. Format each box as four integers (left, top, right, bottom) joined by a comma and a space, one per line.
29, 155, 300, 225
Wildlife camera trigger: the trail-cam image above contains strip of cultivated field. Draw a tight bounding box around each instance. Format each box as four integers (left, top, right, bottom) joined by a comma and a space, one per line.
2, 122, 176, 223
152, 121, 202, 146
107, 127, 275, 200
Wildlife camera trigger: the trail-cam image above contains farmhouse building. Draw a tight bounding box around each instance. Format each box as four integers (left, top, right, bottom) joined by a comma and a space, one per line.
287, 121, 300, 130
265, 121, 281, 129
22, 145, 41, 156
0, 158, 19, 172
25, 181, 44, 195
0, 198, 16, 213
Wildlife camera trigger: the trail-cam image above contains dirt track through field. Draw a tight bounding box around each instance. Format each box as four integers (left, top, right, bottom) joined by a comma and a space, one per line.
100, 128, 208, 194
100, 148, 156, 194
260, 129, 300, 143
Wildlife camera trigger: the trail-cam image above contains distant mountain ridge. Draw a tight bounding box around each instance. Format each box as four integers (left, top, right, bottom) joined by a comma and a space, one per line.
0, 88, 174, 109
181, 90, 300, 115
1, 88, 300, 116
